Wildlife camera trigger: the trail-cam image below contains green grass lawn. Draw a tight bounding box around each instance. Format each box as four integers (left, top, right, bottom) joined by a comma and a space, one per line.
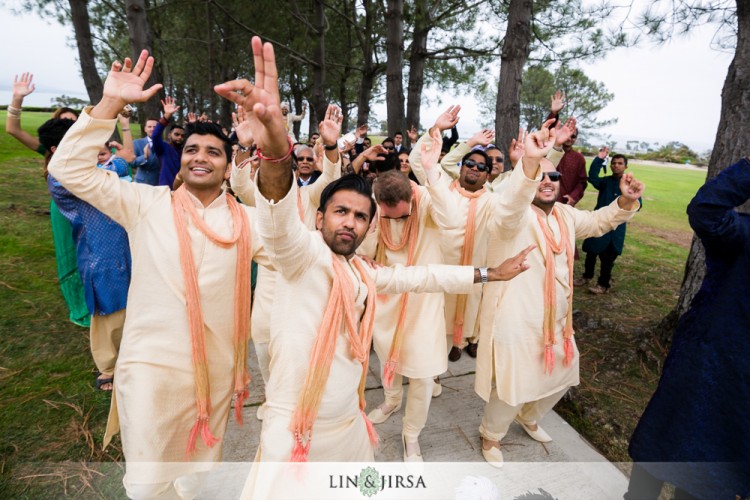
0, 117, 706, 494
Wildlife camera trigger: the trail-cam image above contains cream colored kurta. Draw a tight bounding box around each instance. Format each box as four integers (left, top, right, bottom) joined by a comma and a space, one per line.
242, 182, 474, 497
409, 133, 499, 342
359, 173, 462, 379
474, 169, 639, 406
48, 111, 271, 484
230, 156, 341, 345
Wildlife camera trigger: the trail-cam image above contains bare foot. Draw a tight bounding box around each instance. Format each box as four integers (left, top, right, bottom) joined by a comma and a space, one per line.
96, 373, 113, 391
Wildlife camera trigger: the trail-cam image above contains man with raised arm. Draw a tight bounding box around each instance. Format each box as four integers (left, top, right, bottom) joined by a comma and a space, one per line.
474, 128, 645, 467
409, 109, 577, 368
47, 51, 273, 499
213, 39, 534, 493
228, 104, 341, 417
153, 96, 186, 189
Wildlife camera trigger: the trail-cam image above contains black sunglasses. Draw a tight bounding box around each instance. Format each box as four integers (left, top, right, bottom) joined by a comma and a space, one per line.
297, 156, 314, 162
541, 171, 562, 182
463, 159, 490, 172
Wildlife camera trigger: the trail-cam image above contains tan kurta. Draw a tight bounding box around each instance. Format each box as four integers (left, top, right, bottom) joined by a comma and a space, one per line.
474, 169, 639, 406
48, 110, 271, 484
230, 156, 341, 345
242, 183, 474, 496
359, 173, 462, 379
409, 133, 497, 342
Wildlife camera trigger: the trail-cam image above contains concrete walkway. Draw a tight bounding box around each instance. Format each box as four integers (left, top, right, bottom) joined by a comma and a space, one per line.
202, 346, 628, 499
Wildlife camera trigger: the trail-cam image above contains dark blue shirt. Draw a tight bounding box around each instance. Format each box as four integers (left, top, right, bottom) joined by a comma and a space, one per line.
47, 158, 131, 315
152, 119, 181, 189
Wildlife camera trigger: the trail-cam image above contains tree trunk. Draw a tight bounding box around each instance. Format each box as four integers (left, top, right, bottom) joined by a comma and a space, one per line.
355, 0, 378, 127
385, 0, 405, 137
405, 0, 430, 146
310, 0, 327, 124
494, 0, 533, 164
124, 0, 164, 128
662, 0, 750, 340
68, 0, 104, 105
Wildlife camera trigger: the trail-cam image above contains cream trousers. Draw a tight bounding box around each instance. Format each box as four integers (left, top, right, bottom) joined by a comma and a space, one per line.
123, 471, 208, 500
479, 386, 568, 442
382, 371, 435, 442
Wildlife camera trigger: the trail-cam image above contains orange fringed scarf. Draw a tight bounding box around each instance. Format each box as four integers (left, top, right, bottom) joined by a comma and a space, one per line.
449, 179, 486, 348
172, 186, 253, 458
290, 255, 378, 462
533, 205, 575, 374
375, 184, 421, 388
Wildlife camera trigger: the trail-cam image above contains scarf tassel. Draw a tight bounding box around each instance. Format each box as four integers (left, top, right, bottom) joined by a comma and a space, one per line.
563, 338, 574, 367
543, 345, 555, 375
186, 417, 220, 458
291, 434, 311, 463
234, 389, 249, 425
383, 359, 397, 389
361, 410, 379, 446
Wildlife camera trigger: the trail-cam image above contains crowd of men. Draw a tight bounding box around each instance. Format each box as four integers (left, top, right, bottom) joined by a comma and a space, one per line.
7, 37, 675, 499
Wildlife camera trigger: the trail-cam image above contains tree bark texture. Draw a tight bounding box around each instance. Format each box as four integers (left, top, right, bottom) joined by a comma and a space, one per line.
406, 0, 430, 144
385, 0, 405, 137
124, 0, 165, 129
494, 0, 533, 166
68, 0, 104, 105
310, 0, 327, 124
665, 0, 750, 338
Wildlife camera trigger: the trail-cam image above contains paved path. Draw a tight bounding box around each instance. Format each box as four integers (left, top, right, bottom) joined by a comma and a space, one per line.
201, 346, 628, 499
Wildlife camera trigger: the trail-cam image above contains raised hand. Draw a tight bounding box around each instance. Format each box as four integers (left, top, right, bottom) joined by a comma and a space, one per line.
468, 128, 495, 148
554, 117, 577, 147
509, 127, 527, 166
619, 173, 645, 202
356, 123, 368, 139
598, 146, 609, 160
109, 141, 136, 163
98, 51, 162, 113
433, 105, 461, 132
488, 245, 536, 281
318, 104, 343, 146
550, 90, 566, 114
407, 125, 418, 143
362, 145, 388, 162
213, 36, 288, 158
187, 112, 198, 123
160, 97, 180, 120
13, 73, 36, 98
232, 105, 254, 148
524, 119, 557, 159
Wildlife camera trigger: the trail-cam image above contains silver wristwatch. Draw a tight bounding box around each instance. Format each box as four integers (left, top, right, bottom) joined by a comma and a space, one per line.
479, 267, 489, 284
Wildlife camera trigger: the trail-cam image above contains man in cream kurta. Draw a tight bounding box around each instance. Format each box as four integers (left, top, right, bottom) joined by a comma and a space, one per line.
474, 152, 644, 466
48, 56, 273, 499
229, 140, 341, 394
359, 164, 462, 460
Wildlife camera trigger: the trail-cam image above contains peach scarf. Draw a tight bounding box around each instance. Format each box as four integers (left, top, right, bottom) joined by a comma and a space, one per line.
172, 187, 253, 457
533, 205, 575, 374
290, 255, 378, 462
449, 179, 486, 347
375, 184, 421, 388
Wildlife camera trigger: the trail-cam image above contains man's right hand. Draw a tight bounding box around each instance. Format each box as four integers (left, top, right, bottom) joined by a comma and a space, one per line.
161, 97, 180, 120
13, 73, 35, 98
550, 90, 565, 114
598, 146, 609, 160
92, 51, 162, 119
468, 129, 494, 149
432, 105, 461, 133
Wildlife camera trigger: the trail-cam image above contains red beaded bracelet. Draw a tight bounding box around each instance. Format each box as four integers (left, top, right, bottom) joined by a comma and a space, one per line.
256, 136, 294, 163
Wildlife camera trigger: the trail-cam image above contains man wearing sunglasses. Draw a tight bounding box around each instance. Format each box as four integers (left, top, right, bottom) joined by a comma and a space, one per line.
294, 145, 322, 187
474, 127, 645, 467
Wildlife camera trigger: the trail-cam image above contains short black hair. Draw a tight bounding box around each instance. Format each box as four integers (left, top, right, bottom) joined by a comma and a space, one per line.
611, 153, 628, 165
461, 149, 491, 167
37, 118, 75, 153
382, 137, 395, 145
183, 121, 232, 160
318, 174, 377, 221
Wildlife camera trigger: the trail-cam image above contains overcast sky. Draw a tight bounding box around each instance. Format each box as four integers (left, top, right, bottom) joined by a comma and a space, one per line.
0, 7, 732, 153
